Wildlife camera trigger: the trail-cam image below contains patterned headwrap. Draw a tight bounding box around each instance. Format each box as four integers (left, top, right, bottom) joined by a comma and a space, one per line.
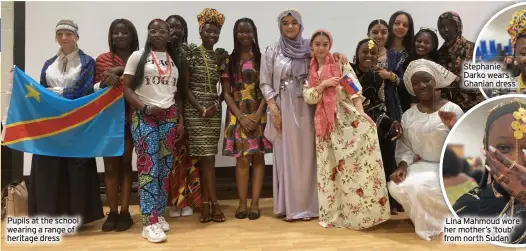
56, 19, 78, 36
507, 10, 526, 52
404, 59, 457, 96
197, 8, 225, 32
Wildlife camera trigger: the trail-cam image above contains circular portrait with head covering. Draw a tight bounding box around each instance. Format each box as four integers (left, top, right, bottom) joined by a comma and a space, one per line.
440, 94, 526, 247
474, 2, 526, 97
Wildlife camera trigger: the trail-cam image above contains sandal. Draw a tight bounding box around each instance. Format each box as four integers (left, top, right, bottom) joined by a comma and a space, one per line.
200, 201, 212, 223
247, 208, 260, 220
302, 217, 312, 221
211, 201, 226, 223
235, 205, 248, 219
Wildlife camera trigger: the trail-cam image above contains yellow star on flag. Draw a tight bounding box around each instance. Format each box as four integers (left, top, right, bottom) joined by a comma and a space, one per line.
25, 83, 40, 102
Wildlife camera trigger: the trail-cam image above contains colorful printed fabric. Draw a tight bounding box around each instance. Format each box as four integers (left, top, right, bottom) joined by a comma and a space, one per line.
130, 105, 178, 225
507, 10, 526, 51
437, 11, 483, 112
183, 43, 229, 157
221, 58, 272, 157
197, 8, 225, 31
169, 140, 202, 209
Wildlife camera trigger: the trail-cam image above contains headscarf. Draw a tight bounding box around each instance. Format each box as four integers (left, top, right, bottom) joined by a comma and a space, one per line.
403, 59, 457, 96
56, 19, 78, 36
507, 10, 526, 52
278, 9, 310, 80
307, 30, 341, 139
197, 8, 225, 32
437, 12, 474, 75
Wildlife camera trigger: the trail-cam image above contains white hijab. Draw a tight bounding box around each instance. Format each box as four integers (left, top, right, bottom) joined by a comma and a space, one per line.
403, 59, 457, 96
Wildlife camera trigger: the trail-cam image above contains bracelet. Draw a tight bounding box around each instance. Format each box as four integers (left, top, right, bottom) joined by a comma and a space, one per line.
202, 107, 207, 117
270, 107, 279, 113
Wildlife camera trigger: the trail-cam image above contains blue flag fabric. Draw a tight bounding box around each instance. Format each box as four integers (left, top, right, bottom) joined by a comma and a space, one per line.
3, 66, 124, 157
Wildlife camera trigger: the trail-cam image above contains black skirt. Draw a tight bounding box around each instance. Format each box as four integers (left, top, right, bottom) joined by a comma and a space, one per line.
28, 154, 104, 224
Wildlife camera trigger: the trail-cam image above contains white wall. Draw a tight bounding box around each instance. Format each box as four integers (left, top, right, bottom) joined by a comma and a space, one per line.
447, 96, 525, 160
477, 4, 526, 47
17, 1, 513, 174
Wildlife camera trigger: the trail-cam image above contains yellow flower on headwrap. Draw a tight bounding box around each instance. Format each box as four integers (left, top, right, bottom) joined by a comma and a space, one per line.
506, 10, 526, 52
197, 8, 225, 32
368, 39, 375, 49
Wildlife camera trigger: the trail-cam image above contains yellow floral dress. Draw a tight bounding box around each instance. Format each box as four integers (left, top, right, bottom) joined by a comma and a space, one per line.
303, 64, 390, 230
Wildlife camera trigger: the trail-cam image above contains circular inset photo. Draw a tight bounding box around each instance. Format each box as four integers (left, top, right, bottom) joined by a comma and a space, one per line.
474, 3, 526, 98
440, 94, 526, 248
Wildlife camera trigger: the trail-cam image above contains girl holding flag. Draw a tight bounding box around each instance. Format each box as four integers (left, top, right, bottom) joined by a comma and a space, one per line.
303, 30, 390, 230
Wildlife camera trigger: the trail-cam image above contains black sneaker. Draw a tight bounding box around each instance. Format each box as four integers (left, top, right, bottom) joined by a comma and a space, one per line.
102, 211, 118, 232
115, 211, 133, 232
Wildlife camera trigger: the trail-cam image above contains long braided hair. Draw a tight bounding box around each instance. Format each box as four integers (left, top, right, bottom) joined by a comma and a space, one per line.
227, 18, 261, 86
133, 19, 186, 94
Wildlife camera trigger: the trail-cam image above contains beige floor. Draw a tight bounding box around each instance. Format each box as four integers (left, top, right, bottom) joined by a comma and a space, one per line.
0, 199, 520, 251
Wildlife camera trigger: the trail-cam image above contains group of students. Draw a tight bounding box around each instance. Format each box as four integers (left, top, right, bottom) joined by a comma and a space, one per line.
21, 6, 526, 244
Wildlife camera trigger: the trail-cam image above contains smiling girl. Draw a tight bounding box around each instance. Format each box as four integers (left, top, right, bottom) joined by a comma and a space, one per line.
123, 18, 185, 243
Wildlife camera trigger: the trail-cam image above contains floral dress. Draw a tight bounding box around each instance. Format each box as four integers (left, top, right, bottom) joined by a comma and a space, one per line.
303, 64, 390, 230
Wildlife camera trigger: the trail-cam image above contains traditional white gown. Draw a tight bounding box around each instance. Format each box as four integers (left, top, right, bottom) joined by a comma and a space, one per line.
388, 101, 464, 241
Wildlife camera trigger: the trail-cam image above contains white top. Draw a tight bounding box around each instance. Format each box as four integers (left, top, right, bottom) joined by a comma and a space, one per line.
395, 101, 464, 166
124, 48, 179, 109
45, 49, 82, 96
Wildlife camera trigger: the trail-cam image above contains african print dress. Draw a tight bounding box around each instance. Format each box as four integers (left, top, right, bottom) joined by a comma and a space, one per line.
221, 58, 272, 157
169, 44, 202, 209
184, 43, 229, 156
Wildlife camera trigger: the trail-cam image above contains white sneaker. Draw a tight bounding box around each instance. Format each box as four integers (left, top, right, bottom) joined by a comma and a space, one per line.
169, 208, 181, 218
141, 224, 166, 243
181, 207, 193, 217
158, 216, 170, 232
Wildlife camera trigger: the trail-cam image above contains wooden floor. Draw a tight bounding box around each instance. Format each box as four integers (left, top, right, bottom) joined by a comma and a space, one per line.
0, 199, 516, 251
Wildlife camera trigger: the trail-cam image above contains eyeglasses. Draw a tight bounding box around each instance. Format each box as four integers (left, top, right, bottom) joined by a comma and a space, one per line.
419, 27, 438, 33
148, 29, 169, 36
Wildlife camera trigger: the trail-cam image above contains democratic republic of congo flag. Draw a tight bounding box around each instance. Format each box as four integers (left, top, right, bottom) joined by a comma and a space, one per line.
2, 66, 124, 157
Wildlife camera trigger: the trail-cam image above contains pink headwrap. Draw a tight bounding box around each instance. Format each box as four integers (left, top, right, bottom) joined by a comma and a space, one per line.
308, 29, 341, 140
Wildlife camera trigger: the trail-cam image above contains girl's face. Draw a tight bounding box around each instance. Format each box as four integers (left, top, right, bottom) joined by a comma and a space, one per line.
410, 71, 435, 101
358, 41, 379, 69
514, 37, 526, 75
311, 34, 330, 59
280, 15, 300, 40
415, 32, 434, 57
167, 17, 184, 41
488, 113, 526, 166
392, 14, 409, 39
438, 18, 458, 42
368, 23, 388, 48
56, 30, 77, 49
148, 21, 170, 49
200, 23, 221, 46
111, 23, 132, 50
236, 21, 254, 46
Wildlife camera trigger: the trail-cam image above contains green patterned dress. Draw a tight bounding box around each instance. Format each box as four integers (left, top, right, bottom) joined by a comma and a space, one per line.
184, 43, 228, 156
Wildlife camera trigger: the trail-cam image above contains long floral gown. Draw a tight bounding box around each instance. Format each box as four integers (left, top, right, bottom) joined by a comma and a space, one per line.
303, 64, 390, 230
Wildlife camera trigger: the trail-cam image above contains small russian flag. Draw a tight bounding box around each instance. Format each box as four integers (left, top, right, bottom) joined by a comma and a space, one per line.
340, 72, 362, 96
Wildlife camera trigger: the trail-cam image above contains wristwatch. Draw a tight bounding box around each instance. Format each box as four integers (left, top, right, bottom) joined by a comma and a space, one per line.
143, 105, 152, 115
